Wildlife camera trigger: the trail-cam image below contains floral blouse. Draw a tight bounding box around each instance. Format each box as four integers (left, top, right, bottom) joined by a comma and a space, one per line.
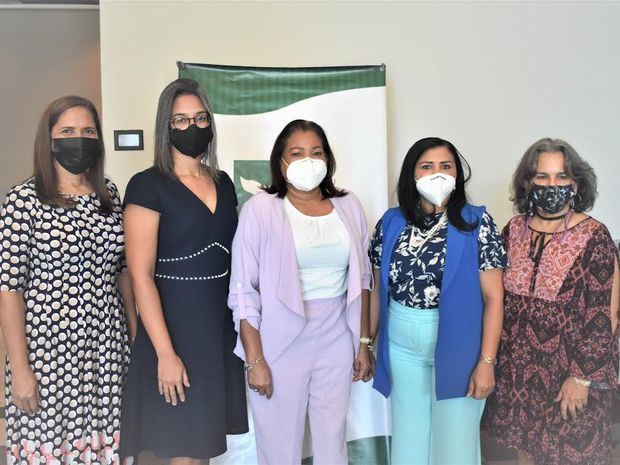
370, 211, 508, 309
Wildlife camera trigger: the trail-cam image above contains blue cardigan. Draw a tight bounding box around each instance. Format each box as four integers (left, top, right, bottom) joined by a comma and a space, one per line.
372, 204, 485, 401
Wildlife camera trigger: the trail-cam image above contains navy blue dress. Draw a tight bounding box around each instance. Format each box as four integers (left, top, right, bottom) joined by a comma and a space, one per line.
120, 167, 248, 460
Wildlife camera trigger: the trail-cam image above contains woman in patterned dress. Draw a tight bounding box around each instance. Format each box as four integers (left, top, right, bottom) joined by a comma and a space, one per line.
482, 138, 620, 465
0, 96, 136, 463
370, 137, 507, 465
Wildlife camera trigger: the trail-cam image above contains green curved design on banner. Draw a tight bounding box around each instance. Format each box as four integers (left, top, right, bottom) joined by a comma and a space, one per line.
301, 435, 391, 465
178, 62, 386, 115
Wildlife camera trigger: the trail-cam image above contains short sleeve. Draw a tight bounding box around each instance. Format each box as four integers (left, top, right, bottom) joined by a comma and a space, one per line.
123, 169, 161, 212
369, 219, 384, 269
478, 211, 509, 271
0, 185, 35, 291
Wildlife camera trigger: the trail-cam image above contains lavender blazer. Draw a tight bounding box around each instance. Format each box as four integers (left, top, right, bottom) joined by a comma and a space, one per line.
228, 191, 373, 363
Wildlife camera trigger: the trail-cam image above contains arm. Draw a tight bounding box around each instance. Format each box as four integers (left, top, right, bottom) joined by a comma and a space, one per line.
124, 203, 188, 406
117, 272, 137, 343
228, 200, 272, 396
353, 289, 372, 382
369, 268, 381, 341
557, 232, 619, 419
468, 268, 504, 399
0, 291, 39, 413
0, 186, 39, 413
353, 199, 373, 381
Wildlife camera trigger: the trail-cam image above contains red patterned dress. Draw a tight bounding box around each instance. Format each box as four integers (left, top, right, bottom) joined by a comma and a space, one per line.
482, 215, 619, 465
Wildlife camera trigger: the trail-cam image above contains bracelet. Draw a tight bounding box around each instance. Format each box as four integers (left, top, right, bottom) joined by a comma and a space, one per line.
360, 336, 373, 345
244, 355, 264, 373
572, 376, 591, 388
479, 356, 497, 366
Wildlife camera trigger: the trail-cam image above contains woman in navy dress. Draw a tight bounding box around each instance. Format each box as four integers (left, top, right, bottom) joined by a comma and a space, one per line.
120, 78, 248, 464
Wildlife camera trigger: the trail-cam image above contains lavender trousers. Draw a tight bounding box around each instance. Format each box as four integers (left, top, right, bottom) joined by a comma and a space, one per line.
249, 294, 354, 465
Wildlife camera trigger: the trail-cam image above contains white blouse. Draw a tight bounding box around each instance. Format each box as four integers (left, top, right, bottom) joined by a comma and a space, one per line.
284, 197, 351, 301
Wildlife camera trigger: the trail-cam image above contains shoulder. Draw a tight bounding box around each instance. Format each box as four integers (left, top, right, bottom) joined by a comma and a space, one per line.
104, 177, 121, 196
216, 169, 233, 185
4, 178, 37, 205
240, 191, 280, 214
584, 217, 615, 245
461, 203, 486, 221
125, 166, 164, 193
332, 190, 362, 211
381, 206, 403, 223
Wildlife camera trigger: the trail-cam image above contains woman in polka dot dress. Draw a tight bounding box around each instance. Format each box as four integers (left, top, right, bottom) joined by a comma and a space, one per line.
0, 96, 136, 464
119, 79, 248, 464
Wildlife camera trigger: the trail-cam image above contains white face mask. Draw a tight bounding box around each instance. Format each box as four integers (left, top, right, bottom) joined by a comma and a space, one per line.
282, 157, 328, 192
415, 172, 456, 207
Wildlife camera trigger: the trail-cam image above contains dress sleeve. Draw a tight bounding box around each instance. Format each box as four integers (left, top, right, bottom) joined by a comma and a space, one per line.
478, 211, 509, 271
0, 185, 35, 291
568, 225, 619, 386
227, 199, 263, 332
369, 219, 384, 270
123, 170, 161, 212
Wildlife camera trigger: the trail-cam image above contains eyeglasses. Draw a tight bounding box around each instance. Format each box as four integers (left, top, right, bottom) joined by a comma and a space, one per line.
169, 112, 210, 130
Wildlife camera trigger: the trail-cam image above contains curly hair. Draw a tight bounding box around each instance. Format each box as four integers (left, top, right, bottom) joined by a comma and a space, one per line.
510, 138, 597, 214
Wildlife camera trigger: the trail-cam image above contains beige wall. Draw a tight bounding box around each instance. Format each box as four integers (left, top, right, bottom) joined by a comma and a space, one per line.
100, 1, 620, 237
0, 8, 101, 200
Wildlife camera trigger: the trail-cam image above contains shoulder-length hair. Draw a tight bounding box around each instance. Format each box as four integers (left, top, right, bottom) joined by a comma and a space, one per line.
34, 95, 112, 214
511, 138, 597, 214
262, 119, 346, 199
154, 78, 219, 180
397, 137, 475, 232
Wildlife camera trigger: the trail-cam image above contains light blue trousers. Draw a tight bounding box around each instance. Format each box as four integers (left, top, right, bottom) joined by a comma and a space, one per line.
388, 299, 485, 465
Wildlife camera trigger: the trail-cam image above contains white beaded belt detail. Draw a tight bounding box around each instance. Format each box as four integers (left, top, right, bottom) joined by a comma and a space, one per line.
157, 242, 230, 263
155, 269, 229, 281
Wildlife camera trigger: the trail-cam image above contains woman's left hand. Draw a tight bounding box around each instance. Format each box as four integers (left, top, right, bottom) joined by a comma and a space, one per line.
555, 377, 588, 420
353, 345, 373, 382
467, 361, 495, 399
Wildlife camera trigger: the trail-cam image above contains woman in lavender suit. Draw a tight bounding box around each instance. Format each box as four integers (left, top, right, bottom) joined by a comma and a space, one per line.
228, 119, 374, 465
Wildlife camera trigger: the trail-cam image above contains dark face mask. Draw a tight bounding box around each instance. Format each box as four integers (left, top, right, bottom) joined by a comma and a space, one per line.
52, 137, 101, 175
169, 125, 213, 158
529, 184, 575, 214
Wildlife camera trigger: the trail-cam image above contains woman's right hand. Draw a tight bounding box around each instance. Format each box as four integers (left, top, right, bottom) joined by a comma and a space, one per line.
157, 352, 190, 406
11, 365, 39, 414
248, 360, 273, 399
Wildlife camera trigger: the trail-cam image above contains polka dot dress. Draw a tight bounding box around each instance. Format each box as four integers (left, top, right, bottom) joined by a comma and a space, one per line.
0, 178, 131, 464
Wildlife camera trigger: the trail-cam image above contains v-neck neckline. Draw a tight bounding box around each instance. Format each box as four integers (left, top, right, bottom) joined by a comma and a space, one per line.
176, 176, 218, 215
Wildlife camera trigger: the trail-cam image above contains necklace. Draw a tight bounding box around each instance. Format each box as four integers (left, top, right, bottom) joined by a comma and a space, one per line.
408, 212, 447, 253
534, 211, 568, 221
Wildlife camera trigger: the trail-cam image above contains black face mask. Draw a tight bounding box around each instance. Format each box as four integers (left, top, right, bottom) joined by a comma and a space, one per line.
52, 137, 101, 174
529, 184, 575, 214
169, 125, 213, 158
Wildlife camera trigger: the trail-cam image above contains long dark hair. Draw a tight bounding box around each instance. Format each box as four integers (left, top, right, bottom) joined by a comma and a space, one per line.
263, 119, 346, 199
511, 138, 597, 214
397, 137, 476, 231
154, 78, 219, 179
34, 96, 112, 214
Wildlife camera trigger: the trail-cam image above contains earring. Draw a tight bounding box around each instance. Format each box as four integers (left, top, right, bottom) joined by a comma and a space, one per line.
526, 195, 535, 216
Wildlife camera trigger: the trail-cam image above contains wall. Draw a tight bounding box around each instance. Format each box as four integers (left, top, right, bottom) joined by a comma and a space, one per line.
0, 7, 102, 199
98, 0, 618, 237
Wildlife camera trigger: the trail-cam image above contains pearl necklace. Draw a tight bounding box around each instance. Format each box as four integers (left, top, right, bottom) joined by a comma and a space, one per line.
408, 212, 447, 253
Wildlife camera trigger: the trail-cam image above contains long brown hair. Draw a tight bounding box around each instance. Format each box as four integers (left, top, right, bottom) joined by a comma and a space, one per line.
154, 78, 219, 180
34, 96, 113, 214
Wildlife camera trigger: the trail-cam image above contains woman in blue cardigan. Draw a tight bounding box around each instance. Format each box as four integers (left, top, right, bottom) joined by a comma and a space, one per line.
369, 137, 507, 465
